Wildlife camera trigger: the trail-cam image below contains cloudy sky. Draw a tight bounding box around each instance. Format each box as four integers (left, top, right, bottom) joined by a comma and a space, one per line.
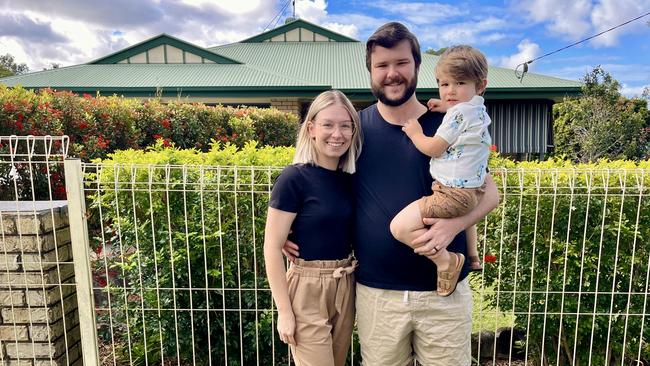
1, 0, 649, 96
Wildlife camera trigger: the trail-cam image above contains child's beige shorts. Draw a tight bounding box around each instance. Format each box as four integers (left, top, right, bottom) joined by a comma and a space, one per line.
418, 181, 485, 219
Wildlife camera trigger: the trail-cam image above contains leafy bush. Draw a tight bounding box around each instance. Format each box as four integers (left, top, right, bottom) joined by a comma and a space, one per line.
88, 141, 294, 365
0, 85, 299, 160
483, 154, 650, 365
553, 66, 650, 162
0, 85, 299, 200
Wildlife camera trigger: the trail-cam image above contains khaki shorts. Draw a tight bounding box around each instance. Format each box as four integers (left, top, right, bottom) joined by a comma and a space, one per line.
418, 182, 485, 219
356, 280, 472, 366
287, 256, 357, 366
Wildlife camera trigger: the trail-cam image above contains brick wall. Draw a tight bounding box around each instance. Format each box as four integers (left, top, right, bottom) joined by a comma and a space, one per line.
0, 202, 82, 366
270, 98, 301, 116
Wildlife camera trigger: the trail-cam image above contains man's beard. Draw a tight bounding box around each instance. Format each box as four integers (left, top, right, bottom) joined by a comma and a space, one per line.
371, 73, 418, 107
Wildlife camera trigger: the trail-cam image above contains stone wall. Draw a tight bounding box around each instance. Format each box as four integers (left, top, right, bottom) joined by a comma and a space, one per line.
0, 202, 82, 366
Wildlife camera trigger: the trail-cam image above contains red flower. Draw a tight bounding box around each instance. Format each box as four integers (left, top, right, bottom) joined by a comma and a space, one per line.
490, 144, 498, 152
97, 277, 107, 287
162, 138, 171, 147
78, 121, 88, 129
54, 185, 66, 197
3, 102, 16, 112
484, 254, 497, 263
96, 136, 109, 149
16, 113, 24, 122
83, 93, 92, 99
161, 119, 171, 129
16, 121, 24, 131
95, 246, 103, 255
153, 134, 162, 140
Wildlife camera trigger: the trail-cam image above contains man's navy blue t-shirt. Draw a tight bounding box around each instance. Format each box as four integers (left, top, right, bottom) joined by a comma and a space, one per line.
269, 163, 354, 261
353, 104, 469, 291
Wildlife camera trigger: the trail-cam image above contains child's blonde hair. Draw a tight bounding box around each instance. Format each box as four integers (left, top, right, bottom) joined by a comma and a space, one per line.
293, 90, 363, 173
435, 45, 488, 94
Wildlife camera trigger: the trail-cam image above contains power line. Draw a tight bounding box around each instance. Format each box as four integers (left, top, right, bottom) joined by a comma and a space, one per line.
516, 11, 650, 81
263, 0, 293, 31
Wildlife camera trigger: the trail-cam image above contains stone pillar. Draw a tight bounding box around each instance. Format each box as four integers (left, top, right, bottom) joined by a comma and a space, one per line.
0, 201, 82, 365
270, 98, 301, 116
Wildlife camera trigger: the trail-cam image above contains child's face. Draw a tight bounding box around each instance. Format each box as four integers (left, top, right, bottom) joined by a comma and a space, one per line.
436, 74, 487, 108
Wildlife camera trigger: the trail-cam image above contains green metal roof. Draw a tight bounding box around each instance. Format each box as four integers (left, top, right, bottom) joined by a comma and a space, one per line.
90, 33, 240, 65
210, 42, 581, 98
0, 22, 581, 100
239, 18, 358, 43
0, 63, 324, 88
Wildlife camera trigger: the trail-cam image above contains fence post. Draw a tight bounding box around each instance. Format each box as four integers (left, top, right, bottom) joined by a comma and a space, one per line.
64, 158, 99, 365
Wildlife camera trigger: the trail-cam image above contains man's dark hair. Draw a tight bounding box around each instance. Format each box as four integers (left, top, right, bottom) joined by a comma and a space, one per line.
365, 22, 421, 71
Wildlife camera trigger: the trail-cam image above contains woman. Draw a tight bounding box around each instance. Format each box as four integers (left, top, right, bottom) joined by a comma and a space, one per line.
264, 90, 362, 366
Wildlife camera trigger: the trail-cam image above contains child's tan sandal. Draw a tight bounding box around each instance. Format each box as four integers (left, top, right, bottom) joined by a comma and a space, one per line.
468, 255, 483, 271
437, 253, 465, 297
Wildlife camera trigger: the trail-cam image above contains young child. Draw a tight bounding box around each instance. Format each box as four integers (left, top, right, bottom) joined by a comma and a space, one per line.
390, 45, 491, 297
264, 90, 362, 366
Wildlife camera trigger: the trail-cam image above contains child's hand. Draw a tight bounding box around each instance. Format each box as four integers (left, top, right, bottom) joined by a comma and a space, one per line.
427, 98, 447, 113
402, 118, 423, 138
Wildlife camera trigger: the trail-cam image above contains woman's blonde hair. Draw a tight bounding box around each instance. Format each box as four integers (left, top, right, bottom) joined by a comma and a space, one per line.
293, 90, 363, 173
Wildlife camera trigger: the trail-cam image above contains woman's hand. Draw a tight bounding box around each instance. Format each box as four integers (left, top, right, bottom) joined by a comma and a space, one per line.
277, 309, 297, 345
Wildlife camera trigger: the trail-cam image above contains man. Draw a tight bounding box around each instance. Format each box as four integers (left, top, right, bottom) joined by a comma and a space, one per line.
286, 22, 499, 365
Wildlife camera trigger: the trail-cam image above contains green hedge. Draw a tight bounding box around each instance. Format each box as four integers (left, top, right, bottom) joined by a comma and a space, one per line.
89, 142, 294, 365
0, 85, 299, 160
0, 86, 298, 200
90, 145, 650, 365
483, 154, 650, 364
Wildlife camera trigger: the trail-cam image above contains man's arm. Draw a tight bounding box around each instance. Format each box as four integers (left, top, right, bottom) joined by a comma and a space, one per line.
412, 174, 500, 256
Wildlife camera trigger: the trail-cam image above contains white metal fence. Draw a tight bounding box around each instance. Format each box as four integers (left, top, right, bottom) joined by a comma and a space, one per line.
2, 135, 650, 365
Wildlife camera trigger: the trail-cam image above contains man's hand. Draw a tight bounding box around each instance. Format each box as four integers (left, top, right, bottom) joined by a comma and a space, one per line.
282, 240, 299, 262
412, 217, 464, 257
427, 98, 447, 113
402, 118, 423, 138
277, 310, 297, 345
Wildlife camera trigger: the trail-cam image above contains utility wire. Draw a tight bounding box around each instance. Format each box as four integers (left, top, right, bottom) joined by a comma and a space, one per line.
516, 10, 650, 81
263, 0, 293, 31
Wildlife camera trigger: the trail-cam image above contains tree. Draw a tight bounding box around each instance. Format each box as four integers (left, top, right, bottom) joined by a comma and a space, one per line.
553, 66, 650, 162
425, 47, 447, 56
0, 53, 29, 78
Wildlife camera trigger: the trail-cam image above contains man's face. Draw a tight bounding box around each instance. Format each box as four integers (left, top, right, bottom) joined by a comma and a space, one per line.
369, 40, 418, 107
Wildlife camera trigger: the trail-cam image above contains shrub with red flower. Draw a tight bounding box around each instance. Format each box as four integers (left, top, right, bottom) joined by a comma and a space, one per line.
484, 254, 497, 263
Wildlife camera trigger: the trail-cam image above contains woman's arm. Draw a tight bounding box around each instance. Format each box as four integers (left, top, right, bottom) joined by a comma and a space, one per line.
264, 207, 298, 345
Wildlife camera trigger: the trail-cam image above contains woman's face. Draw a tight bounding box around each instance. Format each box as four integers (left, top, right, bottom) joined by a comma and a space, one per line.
308, 104, 354, 170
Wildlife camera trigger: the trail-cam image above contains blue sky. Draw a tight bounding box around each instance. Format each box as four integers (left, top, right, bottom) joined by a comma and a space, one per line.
1, 0, 648, 97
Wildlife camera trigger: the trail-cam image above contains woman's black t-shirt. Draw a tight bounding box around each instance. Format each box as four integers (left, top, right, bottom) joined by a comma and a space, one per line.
269, 163, 354, 260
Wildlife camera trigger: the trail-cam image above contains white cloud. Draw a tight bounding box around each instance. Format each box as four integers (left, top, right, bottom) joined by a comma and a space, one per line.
295, 0, 328, 23
418, 17, 508, 46
620, 83, 649, 98
498, 39, 541, 70
323, 22, 359, 39
590, 0, 650, 47
369, 1, 466, 24
517, 0, 592, 39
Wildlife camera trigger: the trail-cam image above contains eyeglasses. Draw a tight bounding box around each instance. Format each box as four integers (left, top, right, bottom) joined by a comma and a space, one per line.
316, 121, 355, 136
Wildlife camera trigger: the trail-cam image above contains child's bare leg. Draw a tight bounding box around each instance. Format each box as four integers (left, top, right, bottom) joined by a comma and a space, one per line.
390, 201, 427, 247
466, 224, 482, 270
390, 201, 452, 270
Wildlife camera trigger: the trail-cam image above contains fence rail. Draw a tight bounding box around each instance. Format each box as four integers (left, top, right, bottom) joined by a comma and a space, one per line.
1, 135, 649, 365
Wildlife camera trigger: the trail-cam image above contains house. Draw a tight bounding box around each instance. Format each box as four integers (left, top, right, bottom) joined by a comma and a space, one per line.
0, 19, 581, 157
